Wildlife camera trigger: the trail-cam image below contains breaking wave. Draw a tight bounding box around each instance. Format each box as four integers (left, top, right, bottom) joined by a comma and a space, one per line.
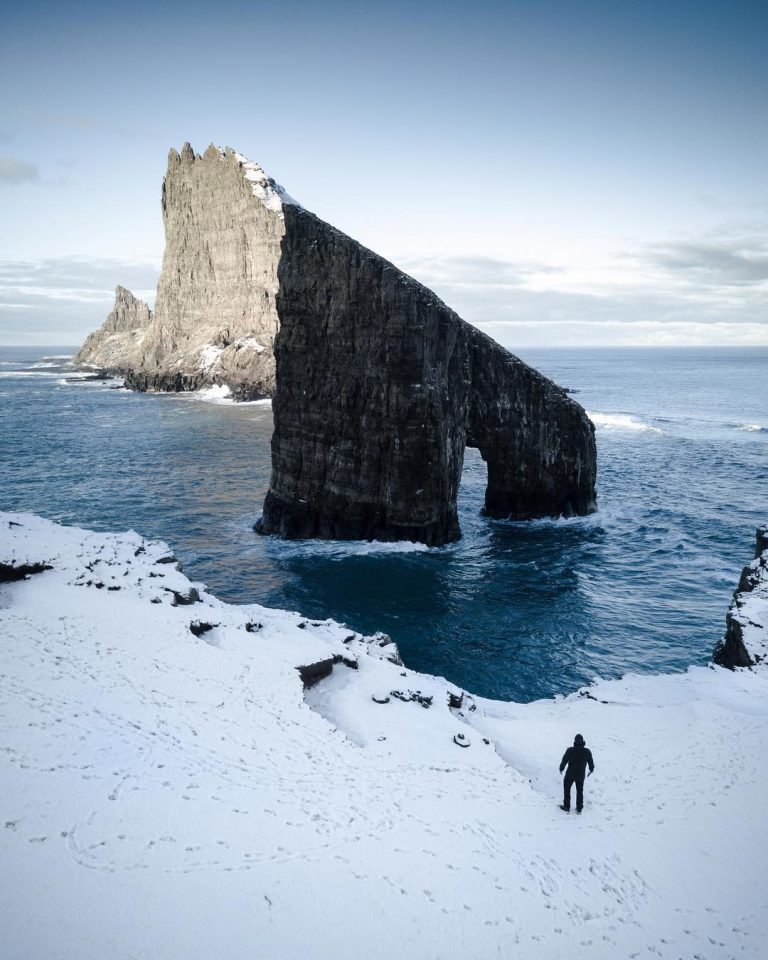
190, 385, 272, 407
587, 411, 662, 433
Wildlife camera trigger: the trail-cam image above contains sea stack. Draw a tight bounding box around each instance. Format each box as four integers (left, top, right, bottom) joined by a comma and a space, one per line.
77, 142, 597, 544
258, 202, 597, 544
77, 144, 288, 399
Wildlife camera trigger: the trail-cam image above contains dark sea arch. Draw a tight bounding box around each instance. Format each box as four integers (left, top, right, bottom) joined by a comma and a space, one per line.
257, 205, 596, 546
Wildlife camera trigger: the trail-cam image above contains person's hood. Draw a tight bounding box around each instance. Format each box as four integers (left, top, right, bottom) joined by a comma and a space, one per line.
574, 734, 585, 746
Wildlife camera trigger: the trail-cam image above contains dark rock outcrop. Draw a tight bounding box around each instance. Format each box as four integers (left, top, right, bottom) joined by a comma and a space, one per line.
257, 205, 596, 545
0, 561, 53, 582
714, 525, 768, 668
297, 654, 358, 690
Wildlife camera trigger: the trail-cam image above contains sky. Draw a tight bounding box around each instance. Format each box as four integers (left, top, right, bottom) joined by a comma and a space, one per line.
0, 0, 766, 348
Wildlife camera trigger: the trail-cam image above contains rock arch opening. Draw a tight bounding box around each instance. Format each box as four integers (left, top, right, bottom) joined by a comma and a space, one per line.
458, 446, 489, 519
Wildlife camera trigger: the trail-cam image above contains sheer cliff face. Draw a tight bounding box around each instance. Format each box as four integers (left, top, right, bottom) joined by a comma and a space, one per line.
74, 286, 152, 370
258, 206, 597, 545
136, 144, 285, 398
78, 143, 288, 399
76, 142, 597, 544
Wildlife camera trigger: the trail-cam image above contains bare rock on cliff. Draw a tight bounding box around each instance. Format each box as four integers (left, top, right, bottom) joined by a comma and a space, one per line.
714, 525, 768, 668
74, 285, 152, 370
76, 142, 597, 543
77, 144, 292, 399
258, 204, 597, 544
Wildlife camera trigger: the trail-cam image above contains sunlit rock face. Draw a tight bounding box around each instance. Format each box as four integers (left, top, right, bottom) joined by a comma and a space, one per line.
74, 285, 152, 371
77, 143, 287, 400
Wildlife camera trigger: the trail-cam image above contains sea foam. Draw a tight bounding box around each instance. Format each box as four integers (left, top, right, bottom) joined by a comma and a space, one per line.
587, 411, 662, 433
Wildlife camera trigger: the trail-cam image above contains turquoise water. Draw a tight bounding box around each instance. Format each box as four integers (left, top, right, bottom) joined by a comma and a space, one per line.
1, 346, 765, 701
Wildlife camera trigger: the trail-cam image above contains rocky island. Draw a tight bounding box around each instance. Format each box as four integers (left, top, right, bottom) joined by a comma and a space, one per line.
76, 143, 597, 544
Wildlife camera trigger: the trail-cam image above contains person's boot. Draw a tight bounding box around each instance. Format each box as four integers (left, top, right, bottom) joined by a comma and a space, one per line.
559, 804, 570, 812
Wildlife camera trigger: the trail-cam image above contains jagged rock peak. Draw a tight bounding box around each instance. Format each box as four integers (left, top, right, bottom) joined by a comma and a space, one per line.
167, 141, 300, 216
73, 286, 152, 370
113, 284, 145, 307
76, 143, 284, 399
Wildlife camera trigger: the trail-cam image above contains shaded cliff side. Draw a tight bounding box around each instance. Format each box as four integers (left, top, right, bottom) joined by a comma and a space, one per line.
714, 525, 768, 668
76, 142, 597, 544
257, 205, 596, 544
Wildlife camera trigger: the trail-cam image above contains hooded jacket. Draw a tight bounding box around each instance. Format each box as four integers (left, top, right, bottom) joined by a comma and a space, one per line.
559, 737, 595, 780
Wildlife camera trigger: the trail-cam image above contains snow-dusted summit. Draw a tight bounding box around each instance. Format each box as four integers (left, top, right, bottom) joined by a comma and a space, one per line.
75, 144, 287, 399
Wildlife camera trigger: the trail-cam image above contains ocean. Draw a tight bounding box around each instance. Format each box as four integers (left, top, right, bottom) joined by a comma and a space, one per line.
1, 345, 765, 701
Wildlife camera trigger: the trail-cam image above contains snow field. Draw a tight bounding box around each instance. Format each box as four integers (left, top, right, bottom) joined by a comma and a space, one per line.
1, 513, 767, 959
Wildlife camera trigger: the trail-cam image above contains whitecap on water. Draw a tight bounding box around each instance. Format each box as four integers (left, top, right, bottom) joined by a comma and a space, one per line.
264, 535, 437, 561
56, 375, 110, 386
184, 385, 272, 407
587, 411, 662, 433
737, 423, 766, 433
195, 384, 234, 403
0, 370, 64, 379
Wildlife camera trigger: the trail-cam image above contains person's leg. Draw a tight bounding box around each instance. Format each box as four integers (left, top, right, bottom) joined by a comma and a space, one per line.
563, 774, 573, 810
576, 777, 584, 812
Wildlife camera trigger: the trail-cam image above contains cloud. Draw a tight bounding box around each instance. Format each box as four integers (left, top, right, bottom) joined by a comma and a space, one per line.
642, 239, 768, 286
0, 156, 40, 185
1, 240, 765, 348
400, 254, 560, 290
398, 237, 768, 348
0, 256, 159, 345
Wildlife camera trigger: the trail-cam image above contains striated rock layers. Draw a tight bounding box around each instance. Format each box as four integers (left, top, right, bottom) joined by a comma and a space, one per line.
77, 143, 290, 399
79, 141, 597, 544
714, 526, 768, 669
258, 203, 597, 544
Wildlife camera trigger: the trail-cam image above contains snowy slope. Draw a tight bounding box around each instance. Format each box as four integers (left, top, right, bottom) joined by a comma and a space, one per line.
1, 513, 767, 960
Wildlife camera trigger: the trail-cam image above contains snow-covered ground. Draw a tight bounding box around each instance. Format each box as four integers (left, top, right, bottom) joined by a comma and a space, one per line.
1, 513, 767, 960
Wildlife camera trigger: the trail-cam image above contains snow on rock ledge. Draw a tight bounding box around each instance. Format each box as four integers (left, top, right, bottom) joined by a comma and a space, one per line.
233, 150, 301, 214
2, 512, 768, 960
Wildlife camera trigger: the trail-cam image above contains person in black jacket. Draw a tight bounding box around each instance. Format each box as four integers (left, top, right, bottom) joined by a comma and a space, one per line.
559, 734, 594, 813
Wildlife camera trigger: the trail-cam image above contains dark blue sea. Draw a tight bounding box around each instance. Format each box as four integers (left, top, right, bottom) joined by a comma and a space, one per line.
1, 345, 765, 701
